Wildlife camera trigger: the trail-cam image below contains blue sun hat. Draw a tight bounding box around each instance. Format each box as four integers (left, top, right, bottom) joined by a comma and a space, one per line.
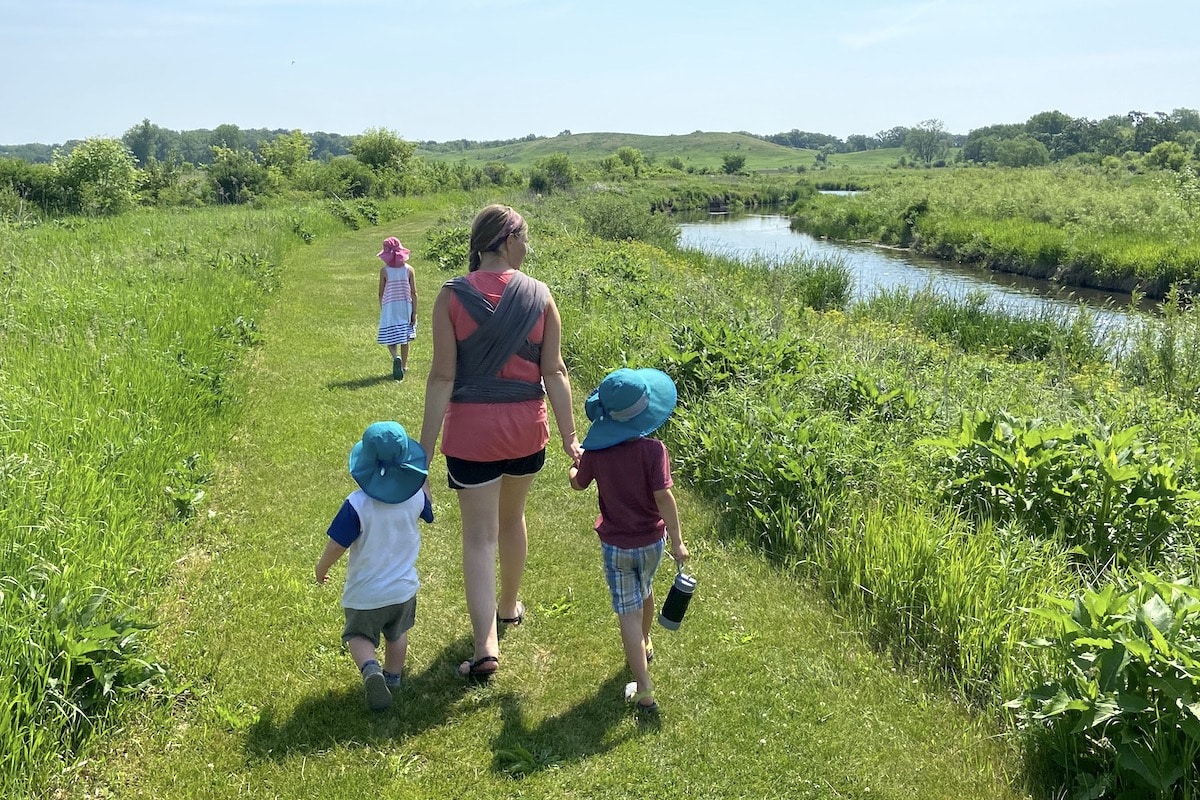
581, 368, 678, 451
349, 421, 429, 505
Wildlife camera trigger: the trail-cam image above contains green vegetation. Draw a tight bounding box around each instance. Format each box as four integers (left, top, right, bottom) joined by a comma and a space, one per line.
789, 166, 1200, 298
0, 203, 350, 796
4, 196, 1024, 800
7, 112, 1200, 797
417, 131, 817, 173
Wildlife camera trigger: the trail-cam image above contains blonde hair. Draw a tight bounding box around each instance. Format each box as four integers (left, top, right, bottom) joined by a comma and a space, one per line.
469, 204, 525, 271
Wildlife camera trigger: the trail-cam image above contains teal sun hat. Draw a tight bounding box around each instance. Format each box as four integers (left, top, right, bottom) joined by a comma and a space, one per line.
349, 421, 429, 505
581, 368, 678, 451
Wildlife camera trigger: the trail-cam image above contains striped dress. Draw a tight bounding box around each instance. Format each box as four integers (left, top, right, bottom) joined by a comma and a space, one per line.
378, 265, 416, 345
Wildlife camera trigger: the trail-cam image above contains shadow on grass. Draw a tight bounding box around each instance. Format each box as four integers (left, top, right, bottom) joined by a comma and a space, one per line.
325, 374, 397, 391
243, 640, 477, 759
489, 670, 660, 777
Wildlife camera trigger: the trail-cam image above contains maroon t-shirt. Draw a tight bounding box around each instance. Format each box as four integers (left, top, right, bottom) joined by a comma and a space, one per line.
573, 437, 673, 548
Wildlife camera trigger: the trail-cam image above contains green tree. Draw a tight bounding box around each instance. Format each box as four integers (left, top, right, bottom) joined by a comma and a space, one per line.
995, 134, 1051, 167
1129, 111, 1176, 153
528, 154, 576, 194
1145, 141, 1190, 171
259, 129, 312, 178
209, 124, 243, 150
721, 153, 747, 174
206, 146, 270, 204
316, 156, 374, 198
0, 157, 66, 215
351, 128, 415, 173
482, 161, 518, 187
903, 119, 949, 166
52, 137, 139, 215
122, 119, 170, 166
615, 146, 644, 177
875, 126, 908, 148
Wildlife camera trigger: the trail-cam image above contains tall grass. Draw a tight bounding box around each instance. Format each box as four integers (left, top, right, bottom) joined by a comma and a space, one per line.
0, 204, 348, 797
857, 285, 1105, 365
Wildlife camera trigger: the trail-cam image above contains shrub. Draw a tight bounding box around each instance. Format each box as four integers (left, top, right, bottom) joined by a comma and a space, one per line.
573, 192, 679, 249
1010, 575, 1200, 798
424, 223, 470, 271
923, 411, 1197, 569
52, 138, 139, 215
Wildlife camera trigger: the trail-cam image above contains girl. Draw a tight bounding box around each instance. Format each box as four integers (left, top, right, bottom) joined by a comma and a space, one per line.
377, 237, 418, 380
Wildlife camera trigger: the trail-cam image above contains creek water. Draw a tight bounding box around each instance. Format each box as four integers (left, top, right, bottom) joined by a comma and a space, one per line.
676, 211, 1145, 343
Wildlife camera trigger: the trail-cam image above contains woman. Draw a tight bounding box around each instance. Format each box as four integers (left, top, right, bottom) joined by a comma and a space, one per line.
420, 204, 581, 681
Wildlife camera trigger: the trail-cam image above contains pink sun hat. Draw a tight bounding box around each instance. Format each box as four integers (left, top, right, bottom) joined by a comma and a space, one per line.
378, 237, 411, 267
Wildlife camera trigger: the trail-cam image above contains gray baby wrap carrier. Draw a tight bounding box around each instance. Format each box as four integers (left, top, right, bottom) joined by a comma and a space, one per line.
445, 271, 550, 404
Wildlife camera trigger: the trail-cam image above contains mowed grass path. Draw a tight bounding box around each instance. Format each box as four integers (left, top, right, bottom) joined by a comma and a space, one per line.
85, 206, 1033, 800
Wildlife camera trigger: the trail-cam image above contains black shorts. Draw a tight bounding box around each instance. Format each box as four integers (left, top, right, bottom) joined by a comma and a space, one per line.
445, 449, 546, 490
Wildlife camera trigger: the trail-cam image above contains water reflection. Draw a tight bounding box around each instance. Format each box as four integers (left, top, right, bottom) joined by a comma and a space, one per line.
676, 211, 1146, 343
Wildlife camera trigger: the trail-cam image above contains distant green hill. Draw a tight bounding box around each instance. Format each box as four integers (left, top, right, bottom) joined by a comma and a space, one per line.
416, 131, 820, 172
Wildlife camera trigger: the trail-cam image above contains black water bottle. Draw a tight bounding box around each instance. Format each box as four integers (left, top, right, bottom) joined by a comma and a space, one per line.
658, 563, 696, 631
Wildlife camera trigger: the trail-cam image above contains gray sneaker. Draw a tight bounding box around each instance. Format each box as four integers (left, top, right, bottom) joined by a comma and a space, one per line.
363, 669, 392, 712
384, 670, 402, 689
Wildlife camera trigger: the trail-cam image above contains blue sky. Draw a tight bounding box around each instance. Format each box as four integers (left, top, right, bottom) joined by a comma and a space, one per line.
2, 0, 1197, 145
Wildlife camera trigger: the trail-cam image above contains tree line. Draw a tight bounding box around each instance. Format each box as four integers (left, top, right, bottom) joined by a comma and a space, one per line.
754, 108, 1200, 168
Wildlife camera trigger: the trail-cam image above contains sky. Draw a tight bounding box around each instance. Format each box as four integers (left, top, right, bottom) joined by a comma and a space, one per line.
2, 0, 1197, 146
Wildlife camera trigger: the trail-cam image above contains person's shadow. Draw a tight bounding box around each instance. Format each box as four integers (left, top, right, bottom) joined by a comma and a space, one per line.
325, 375, 395, 391
243, 641, 473, 760
489, 671, 660, 777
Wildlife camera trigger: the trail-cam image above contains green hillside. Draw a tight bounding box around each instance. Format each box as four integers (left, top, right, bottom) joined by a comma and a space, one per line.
417, 131, 818, 172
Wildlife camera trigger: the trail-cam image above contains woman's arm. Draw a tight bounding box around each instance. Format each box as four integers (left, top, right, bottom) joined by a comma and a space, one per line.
420, 286, 457, 462
540, 295, 581, 462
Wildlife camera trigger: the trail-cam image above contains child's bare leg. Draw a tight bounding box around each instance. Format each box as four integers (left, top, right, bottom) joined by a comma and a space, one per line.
387, 343, 398, 360
346, 636, 379, 670
347, 635, 391, 710
618, 611, 654, 704
642, 589, 655, 647
400, 342, 410, 371
382, 631, 408, 676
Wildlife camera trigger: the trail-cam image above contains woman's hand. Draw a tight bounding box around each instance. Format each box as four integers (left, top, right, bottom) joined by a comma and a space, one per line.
562, 435, 582, 464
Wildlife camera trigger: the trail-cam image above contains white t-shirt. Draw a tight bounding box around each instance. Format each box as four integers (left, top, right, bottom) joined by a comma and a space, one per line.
326, 488, 421, 610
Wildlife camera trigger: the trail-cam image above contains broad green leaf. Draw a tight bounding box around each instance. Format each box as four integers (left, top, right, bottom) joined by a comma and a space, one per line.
1123, 637, 1152, 662
1117, 741, 1182, 791
1071, 695, 1121, 732
1038, 689, 1089, 718
1140, 593, 1174, 635
1096, 645, 1128, 693
1075, 637, 1114, 650
1115, 692, 1150, 713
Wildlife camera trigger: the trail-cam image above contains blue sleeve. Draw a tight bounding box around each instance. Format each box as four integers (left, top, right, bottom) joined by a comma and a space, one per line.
421, 493, 434, 524
327, 500, 361, 548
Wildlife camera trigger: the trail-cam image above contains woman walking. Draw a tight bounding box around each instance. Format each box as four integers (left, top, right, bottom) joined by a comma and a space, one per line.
419, 204, 581, 681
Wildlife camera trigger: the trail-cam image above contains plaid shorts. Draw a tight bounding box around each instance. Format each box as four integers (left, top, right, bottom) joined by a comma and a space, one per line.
602, 539, 664, 616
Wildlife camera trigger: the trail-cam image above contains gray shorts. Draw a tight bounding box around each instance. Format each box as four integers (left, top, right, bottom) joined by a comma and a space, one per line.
342, 596, 417, 647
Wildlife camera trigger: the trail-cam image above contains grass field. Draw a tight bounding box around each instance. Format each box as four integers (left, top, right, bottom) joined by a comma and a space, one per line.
417, 131, 820, 172
59, 199, 1031, 800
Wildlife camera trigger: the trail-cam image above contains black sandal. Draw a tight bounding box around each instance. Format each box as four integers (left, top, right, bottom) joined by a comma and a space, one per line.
459, 655, 499, 684
497, 601, 525, 627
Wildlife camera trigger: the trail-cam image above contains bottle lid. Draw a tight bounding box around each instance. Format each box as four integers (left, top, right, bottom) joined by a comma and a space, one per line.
674, 571, 697, 593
